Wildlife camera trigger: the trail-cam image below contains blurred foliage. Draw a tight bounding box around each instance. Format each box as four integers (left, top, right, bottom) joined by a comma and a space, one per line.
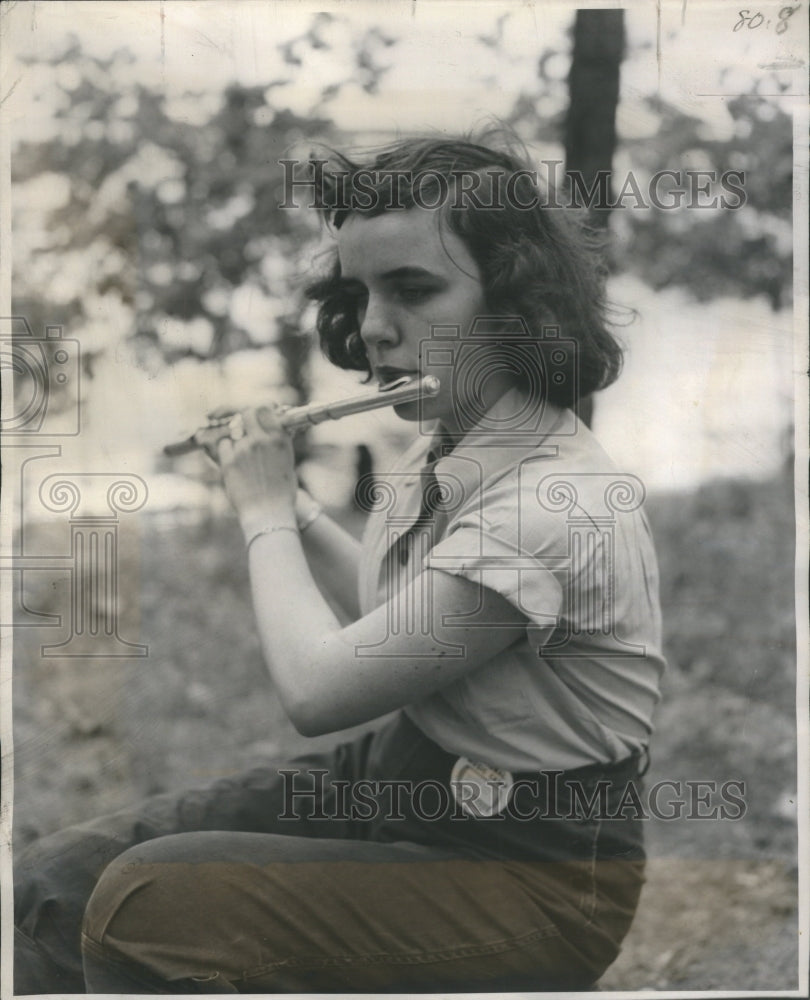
11, 13, 794, 391
489, 23, 793, 310
613, 94, 793, 309
13, 39, 341, 400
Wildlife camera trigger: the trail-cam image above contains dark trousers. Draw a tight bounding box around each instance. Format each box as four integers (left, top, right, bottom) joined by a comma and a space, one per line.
15, 713, 645, 993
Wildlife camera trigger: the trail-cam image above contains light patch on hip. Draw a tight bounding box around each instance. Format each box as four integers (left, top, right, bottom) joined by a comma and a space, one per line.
450, 757, 515, 818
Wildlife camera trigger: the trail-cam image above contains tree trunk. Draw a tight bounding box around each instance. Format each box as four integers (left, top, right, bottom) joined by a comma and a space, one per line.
564, 9, 625, 428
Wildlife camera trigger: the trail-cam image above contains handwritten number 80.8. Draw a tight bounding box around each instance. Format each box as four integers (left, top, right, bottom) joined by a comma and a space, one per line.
734, 6, 799, 32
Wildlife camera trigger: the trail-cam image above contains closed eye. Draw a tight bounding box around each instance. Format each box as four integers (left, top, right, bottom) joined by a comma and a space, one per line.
396, 286, 434, 305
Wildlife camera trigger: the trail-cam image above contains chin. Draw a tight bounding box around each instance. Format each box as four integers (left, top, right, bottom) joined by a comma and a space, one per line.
392, 398, 442, 425
392, 400, 422, 422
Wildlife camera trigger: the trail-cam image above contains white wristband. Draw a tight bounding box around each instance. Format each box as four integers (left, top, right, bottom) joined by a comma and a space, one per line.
244, 524, 298, 556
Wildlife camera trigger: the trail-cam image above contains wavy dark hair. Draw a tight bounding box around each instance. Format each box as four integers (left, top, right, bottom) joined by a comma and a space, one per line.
304, 133, 623, 407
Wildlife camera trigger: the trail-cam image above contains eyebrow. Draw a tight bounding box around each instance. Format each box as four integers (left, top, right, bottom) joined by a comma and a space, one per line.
381, 267, 438, 280
340, 266, 441, 284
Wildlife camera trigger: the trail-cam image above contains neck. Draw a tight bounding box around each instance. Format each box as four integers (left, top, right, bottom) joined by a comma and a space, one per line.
437, 373, 519, 446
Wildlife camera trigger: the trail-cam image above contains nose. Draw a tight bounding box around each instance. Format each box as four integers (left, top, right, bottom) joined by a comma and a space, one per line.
359, 294, 398, 349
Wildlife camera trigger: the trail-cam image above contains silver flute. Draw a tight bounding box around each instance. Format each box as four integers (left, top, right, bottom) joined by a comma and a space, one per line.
163, 375, 441, 457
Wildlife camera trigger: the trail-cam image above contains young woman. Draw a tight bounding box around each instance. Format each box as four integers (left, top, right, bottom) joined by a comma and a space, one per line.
15, 136, 665, 993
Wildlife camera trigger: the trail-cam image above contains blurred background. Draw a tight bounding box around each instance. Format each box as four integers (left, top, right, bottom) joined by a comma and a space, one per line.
3, 1, 804, 991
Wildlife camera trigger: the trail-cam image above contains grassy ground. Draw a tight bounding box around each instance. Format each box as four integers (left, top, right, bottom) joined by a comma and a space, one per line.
12, 464, 799, 991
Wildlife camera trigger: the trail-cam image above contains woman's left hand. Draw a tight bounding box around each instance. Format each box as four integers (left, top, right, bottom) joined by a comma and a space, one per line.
204, 405, 297, 528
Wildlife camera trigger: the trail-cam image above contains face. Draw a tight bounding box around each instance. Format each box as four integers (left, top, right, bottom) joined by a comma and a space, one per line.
336, 208, 509, 439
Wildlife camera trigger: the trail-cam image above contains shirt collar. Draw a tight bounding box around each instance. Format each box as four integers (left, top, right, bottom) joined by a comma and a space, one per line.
428, 386, 568, 480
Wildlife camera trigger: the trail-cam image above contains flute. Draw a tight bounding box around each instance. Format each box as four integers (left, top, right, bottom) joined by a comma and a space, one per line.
163, 375, 441, 457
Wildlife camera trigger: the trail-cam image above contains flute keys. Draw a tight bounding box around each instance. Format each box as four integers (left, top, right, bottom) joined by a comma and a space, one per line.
163, 376, 442, 457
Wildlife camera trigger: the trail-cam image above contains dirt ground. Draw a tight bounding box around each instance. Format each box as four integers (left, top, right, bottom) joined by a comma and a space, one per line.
11, 466, 801, 992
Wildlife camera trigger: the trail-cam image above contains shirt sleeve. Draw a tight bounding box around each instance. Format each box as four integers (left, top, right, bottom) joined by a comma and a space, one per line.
422, 471, 566, 646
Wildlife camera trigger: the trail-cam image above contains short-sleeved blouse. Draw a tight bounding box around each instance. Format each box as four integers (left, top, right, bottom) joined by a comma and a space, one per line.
358, 388, 666, 773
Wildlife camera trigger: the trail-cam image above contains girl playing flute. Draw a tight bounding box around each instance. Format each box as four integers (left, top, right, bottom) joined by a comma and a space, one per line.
15, 134, 665, 993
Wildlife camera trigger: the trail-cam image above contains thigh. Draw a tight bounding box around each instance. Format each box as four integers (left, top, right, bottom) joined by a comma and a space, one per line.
81, 830, 598, 993
14, 732, 373, 993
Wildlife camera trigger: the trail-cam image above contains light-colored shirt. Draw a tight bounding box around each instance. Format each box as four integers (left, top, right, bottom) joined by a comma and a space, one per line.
358, 388, 666, 772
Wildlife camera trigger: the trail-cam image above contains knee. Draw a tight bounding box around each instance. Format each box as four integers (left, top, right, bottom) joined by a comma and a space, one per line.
80, 839, 241, 988
81, 845, 156, 962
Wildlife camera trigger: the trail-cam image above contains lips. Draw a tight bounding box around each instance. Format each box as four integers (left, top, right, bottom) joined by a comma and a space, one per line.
375, 367, 420, 387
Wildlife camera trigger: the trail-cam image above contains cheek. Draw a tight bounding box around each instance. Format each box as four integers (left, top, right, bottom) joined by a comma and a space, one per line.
455, 288, 488, 328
